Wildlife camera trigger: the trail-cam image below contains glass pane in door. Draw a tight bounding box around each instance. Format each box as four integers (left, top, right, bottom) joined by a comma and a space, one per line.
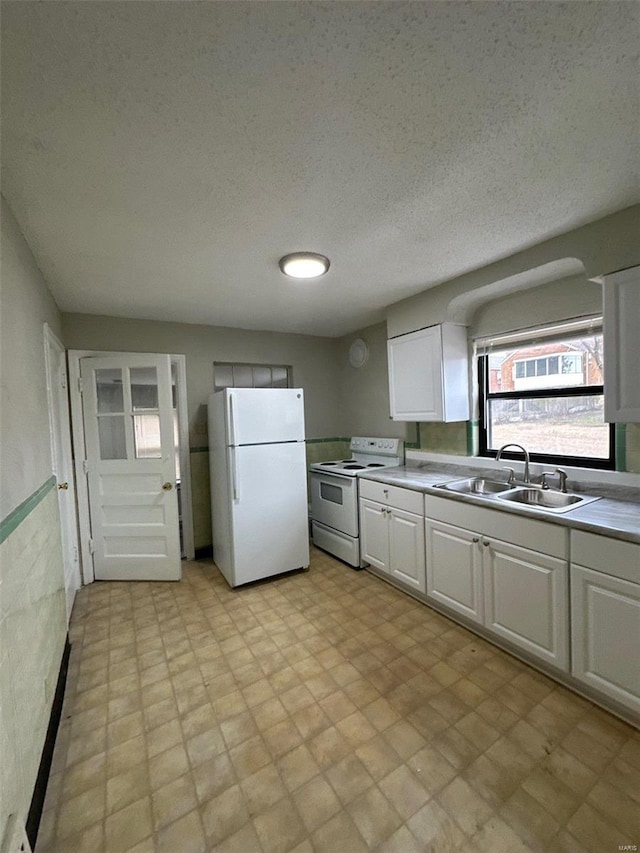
98, 416, 127, 459
130, 367, 159, 409
96, 369, 124, 413
133, 413, 162, 458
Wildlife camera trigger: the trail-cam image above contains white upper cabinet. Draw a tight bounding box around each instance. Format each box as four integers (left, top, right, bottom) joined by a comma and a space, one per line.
603, 265, 640, 423
387, 324, 470, 422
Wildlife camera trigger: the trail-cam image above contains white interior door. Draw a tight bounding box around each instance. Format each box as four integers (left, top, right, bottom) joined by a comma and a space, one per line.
80, 353, 180, 580
44, 325, 81, 621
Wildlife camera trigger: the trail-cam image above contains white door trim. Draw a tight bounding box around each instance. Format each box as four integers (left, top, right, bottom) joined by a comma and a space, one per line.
44, 324, 81, 619
173, 354, 195, 561
68, 350, 194, 583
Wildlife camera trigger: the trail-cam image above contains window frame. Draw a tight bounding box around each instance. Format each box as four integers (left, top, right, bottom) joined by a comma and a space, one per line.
213, 361, 293, 391
478, 355, 615, 470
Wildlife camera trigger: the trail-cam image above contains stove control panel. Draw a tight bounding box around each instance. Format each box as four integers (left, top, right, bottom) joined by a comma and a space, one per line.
350, 437, 404, 457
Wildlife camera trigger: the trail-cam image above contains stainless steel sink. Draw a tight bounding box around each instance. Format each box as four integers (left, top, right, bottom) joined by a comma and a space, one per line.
496, 488, 600, 513
436, 477, 514, 496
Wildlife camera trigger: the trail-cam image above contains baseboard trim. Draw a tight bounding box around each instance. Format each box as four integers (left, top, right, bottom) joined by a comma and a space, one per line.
26, 636, 71, 850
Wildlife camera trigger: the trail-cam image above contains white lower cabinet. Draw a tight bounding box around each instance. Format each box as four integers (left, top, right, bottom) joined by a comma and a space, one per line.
484, 538, 568, 669
360, 499, 390, 573
425, 519, 483, 624
361, 486, 639, 720
570, 532, 640, 717
424, 496, 570, 670
360, 480, 426, 593
389, 507, 426, 592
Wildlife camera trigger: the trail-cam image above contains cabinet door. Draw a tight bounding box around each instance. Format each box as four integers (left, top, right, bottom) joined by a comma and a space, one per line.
604, 266, 640, 423
360, 499, 389, 572
484, 539, 568, 670
571, 565, 640, 715
389, 508, 426, 593
387, 326, 443, 421
425, 519, 483, 624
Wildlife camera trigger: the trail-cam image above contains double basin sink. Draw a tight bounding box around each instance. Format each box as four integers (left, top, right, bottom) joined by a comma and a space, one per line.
435, 477, 601, 514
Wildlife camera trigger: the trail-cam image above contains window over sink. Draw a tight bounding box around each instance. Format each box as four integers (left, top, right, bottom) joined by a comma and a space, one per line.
477, 319, 615, 470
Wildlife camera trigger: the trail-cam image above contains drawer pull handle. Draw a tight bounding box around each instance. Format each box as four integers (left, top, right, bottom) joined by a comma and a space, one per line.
472, 537, 479, 543
483, 540, 490, 547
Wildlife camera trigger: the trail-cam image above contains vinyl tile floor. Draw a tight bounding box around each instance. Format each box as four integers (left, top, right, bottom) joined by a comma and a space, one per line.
36, 547, 640, 853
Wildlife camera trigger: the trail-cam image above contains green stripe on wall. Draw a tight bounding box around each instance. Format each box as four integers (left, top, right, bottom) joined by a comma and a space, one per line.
615, 423, 627, 472
0, 475, 57, 545
305, 437, 350, 444
467, 420, 478, 456
190, 437, 350, 453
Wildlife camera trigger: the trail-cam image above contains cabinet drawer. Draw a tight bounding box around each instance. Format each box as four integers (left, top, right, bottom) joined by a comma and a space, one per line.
359, 479, 423, 514
571, 531, 640, 584
425, 495, 567, 559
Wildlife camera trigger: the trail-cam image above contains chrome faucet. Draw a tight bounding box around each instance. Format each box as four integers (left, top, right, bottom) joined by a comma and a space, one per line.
496, 443, 530, 484
541, 468, 568, 493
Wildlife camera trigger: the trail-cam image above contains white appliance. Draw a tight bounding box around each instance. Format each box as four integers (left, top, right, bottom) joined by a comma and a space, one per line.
310, 437, 404, 567
208, 388, 310, 587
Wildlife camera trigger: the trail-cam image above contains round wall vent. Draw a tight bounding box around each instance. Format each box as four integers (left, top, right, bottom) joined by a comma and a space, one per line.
348, 338, 369, 368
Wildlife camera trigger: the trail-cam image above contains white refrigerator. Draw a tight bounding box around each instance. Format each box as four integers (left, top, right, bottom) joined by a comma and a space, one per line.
208, 388, 310, 587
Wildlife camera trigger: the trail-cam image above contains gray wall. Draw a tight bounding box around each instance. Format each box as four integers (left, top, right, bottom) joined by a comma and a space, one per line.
337, 322, 416, 444
61, 314, 343, 443
0, 195, 67, 838
470, 276, 603, 338
61, 313, 345, 547
387, 205, 640, 338
1, 196, 63, 516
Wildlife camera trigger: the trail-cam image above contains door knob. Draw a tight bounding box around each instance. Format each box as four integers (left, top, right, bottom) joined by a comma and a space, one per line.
57, 482, 69, 490
162, 482, 173, 491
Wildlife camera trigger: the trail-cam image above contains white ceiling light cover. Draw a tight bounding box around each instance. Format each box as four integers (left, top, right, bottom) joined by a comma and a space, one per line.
279, 253, 330, 279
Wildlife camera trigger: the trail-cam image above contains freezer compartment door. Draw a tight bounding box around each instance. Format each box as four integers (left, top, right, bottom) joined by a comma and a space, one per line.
225, 388, 305, 445
229, 441, 310, 585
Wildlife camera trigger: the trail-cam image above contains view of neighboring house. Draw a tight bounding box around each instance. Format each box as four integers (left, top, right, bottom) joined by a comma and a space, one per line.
489, 340, 603, 393
483, 334, 609, 459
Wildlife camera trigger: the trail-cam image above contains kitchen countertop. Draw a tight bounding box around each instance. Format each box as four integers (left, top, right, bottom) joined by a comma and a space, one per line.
358, 464, 640, 546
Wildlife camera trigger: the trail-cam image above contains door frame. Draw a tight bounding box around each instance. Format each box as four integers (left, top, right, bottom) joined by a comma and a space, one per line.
44, 324, 81, 619
68, 350, 195, 583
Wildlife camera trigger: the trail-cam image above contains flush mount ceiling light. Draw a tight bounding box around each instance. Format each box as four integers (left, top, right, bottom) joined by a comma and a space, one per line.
279, 252, 330, 279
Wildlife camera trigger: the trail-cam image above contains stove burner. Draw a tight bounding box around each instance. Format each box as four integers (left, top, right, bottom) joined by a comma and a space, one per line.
320, 461, 338, 465
367, 463, 385, 467
344, 464, 365, 470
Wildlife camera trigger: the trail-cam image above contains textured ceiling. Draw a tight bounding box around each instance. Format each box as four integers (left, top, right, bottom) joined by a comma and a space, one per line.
2, 2, 638, 337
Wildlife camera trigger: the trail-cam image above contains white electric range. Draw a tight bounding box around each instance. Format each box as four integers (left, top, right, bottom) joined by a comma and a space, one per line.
310, 437, 404, 567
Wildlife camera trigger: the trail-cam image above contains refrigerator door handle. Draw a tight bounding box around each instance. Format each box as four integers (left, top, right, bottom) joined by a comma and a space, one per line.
228, 392, 237, 446
231, 447, 240, 502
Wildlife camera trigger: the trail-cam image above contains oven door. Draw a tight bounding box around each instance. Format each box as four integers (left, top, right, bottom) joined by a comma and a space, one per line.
310, 471, 358, 537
